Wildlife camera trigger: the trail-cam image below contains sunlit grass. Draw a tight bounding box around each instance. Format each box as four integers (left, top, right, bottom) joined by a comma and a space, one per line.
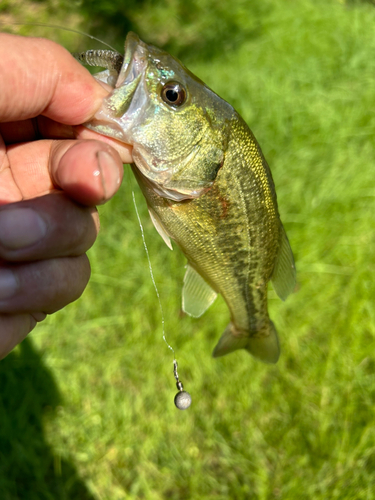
2, 0, 375, 498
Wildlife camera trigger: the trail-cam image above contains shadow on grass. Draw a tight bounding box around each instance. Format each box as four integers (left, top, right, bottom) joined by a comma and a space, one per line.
0, 339, 94, 500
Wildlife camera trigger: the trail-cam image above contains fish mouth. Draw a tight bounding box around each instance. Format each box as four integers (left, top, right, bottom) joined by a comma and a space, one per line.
86, 32, 149, 142
116, 32, 147, 88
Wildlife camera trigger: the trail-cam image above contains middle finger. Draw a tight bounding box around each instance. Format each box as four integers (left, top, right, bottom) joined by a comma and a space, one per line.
0, 192, 99, 262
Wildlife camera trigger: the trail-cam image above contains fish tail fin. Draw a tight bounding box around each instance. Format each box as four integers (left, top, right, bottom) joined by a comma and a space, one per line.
212, 323, 249, 358
212, 321, 280, 364
246, 321, 280, 364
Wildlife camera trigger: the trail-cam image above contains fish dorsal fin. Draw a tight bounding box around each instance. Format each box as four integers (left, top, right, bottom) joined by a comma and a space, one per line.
182, 264, 218, 318
148, 207, 173, 250
271, 227, 296, 301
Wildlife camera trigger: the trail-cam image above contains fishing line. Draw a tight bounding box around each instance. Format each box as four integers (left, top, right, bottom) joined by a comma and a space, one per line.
132, 191, 192, 410
1, 22, 117, 50
132, 191, 173, 355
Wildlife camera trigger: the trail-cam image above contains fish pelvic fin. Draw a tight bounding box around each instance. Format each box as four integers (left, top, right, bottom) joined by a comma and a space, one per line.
212, 321, 280, 364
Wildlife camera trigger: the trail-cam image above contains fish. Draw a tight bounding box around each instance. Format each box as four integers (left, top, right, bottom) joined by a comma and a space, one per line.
77, 32, 296, 363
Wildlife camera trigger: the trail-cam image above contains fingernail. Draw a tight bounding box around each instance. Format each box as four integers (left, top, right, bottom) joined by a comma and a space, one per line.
97, 150, 121, 200
0, 269, 18, 300
0, 208, 47, 250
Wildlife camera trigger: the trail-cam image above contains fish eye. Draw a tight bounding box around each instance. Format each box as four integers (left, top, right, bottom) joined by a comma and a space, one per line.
161, 82, 187, 107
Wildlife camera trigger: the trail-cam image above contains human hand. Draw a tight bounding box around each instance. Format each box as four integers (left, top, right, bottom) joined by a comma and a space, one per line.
0, 34, 132, 359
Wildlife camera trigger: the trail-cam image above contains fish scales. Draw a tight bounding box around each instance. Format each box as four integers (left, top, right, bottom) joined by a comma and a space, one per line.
81, 32, 296, 363
144, 116, 281, 332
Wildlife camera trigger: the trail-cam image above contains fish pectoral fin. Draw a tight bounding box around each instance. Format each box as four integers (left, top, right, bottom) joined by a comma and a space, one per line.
182, 264, 217, 318
148, 207, 173, 250
271, 226, 296, 301
212, 321, 280, 364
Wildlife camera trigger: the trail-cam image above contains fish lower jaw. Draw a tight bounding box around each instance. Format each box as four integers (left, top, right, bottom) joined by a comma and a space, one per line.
84, 121, 131, 144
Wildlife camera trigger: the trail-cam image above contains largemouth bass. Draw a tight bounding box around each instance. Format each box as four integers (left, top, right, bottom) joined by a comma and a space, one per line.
78, 32, 296, 363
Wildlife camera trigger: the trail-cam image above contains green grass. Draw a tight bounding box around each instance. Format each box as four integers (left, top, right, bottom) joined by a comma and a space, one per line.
2, 0, 375, 498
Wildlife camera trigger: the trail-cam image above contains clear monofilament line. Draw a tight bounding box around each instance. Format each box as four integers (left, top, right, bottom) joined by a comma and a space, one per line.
132, 191, 176, 359
3, 22, 117, 50
132, 191, 192, 410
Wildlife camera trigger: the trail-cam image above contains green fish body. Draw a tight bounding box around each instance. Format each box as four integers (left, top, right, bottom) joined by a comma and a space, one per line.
83, 32, 296, 363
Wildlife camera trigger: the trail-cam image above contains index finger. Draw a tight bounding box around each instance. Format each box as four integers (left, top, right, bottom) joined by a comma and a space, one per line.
0, 34, 108, 125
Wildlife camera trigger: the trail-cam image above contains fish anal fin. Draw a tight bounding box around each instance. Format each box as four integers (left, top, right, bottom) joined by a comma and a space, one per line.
212, 321, 280, 364
271, 226, 296, 301
148, 207, 173, 250
182, 264, 217, 318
